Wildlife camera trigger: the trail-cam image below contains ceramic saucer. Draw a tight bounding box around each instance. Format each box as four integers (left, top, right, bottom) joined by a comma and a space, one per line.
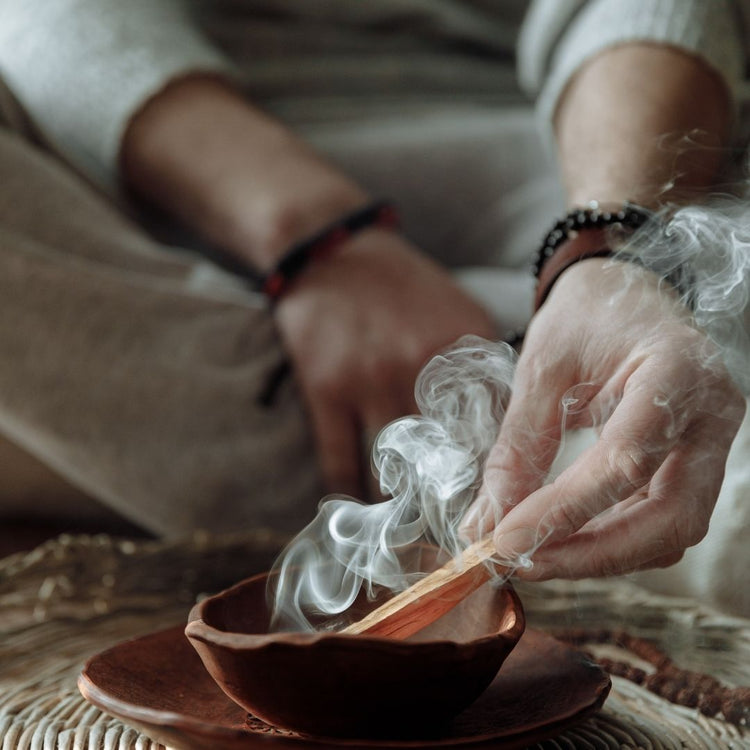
79, 626, 610, 749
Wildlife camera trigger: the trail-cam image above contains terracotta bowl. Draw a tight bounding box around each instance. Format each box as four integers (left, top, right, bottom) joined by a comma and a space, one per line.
185, 558, 525, 739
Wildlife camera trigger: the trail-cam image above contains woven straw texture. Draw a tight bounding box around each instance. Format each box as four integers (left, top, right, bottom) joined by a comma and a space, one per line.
1, 532, 748, 749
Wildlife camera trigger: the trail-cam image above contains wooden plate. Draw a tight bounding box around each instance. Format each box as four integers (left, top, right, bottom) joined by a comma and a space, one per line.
79, 626, 610, 749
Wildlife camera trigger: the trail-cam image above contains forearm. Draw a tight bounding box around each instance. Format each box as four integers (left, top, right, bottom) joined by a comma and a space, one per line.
120, 75, 368, 270
554, 43, 732, 209
0, 0, 234, 186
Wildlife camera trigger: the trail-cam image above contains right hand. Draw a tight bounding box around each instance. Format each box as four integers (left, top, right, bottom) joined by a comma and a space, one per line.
273, 228, 499, 498
462, 257, 745, 579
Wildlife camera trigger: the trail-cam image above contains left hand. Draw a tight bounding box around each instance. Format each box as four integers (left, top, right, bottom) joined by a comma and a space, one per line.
462, 257, 745, 579
274, 229, 499, 498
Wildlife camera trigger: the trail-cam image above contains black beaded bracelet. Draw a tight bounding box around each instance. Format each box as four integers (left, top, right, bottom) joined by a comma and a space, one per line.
261, 200, 399, 301
532, 202, 652, 279
533, 202, 653, 309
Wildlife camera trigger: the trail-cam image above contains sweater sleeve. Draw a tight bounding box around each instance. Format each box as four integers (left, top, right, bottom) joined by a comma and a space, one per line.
517, 0, 747, 136
0, 0, 236, 191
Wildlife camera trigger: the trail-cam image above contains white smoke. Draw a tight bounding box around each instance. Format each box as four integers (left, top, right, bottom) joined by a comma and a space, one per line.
620, 196, 750, 391
268, 337, 516, 632
268, 195, 750, 632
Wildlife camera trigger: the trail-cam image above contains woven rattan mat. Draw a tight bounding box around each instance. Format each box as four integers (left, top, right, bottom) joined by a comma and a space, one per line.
1, 532, 748, 749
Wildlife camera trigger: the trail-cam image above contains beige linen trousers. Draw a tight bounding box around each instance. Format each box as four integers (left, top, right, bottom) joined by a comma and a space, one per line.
0, 86, 558, 538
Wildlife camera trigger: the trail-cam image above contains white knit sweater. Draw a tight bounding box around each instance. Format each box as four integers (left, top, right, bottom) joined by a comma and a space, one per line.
0, 0, 746, 188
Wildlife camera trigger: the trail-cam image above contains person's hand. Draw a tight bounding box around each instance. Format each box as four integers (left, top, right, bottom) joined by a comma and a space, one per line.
274, 228, 499, 498
463, 257, 745, 578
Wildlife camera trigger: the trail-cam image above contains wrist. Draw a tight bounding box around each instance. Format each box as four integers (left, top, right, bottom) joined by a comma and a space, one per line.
533, 203, 651, 310
260, 200, 399, 302
235, 179, 371, 272
121, 73, 371, 271
534, 229, 609, 310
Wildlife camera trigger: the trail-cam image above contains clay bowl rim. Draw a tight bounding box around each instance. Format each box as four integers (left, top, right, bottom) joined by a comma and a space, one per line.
185, 568, 526, 651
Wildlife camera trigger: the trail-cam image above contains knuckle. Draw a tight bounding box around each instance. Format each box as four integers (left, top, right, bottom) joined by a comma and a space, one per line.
485, 438, 526, 475
665, 514, 709, 553
517, 350, 563, 390
546, 498, 586, 536
605, 440, 658, 495
579, 551, 618, 578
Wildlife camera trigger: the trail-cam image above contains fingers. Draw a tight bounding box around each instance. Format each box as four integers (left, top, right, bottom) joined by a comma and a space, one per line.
307, 397, 362, 497
509, 411, 733, 579
361, 385, 415, 444
489, 355, 697, 564
362, 390, 416, 500
309, 381, 414, 499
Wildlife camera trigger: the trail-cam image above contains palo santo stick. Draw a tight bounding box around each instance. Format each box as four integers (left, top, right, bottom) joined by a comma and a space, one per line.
341, 536, 498, 640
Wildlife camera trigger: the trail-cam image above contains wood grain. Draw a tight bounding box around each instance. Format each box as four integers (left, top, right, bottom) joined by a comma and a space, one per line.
342, 536, 499, 639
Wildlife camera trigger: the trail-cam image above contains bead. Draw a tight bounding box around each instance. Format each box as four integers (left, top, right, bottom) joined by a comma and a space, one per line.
534, 203, 654, 307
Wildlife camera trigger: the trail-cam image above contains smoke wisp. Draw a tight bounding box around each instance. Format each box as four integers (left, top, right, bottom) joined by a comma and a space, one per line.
268, 193, 750, 631
268, 337, 516, 632
621, 196, 750, 390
